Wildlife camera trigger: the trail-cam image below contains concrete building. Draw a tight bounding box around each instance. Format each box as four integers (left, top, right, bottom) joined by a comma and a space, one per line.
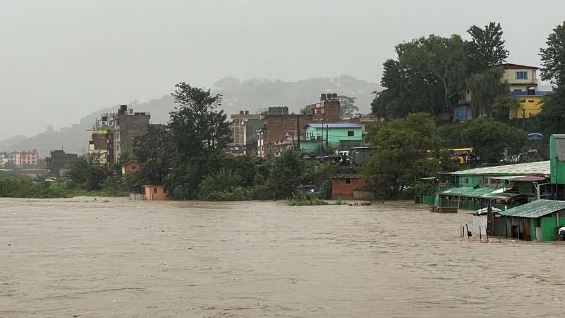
113, 105, 151, 160
87, 105, 150, 164
300, 123, 363, 153
10, 150, 39, 167
45, 150, 78, 177
501, 63, 539, 93
243, 118, 265, 156
256, 114, 311, 158
313, 93, 341, 122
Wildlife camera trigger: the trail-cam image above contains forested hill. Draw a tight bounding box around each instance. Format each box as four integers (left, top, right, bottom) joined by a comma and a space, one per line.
0, 75, 377, 156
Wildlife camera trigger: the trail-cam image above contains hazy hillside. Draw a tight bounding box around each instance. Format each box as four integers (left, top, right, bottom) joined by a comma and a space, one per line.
0, 75, 377, 157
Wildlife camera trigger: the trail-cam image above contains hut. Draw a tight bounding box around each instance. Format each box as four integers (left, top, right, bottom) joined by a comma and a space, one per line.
495, 199, 565, 241
144, 185, 168, 201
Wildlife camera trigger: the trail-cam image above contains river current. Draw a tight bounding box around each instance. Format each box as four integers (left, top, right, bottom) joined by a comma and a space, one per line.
1, 198, 564, 317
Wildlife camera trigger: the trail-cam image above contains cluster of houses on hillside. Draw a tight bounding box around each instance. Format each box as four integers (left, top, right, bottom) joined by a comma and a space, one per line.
455, 63, 551, 121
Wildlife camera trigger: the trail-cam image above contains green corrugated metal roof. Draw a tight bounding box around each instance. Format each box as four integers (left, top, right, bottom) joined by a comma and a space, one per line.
450, 161, 549, 176
440, 186, 507, 199
499, 199, 565, 218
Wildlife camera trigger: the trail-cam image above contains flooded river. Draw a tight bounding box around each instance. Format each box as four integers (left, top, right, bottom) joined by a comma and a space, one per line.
1, 198, 565, 317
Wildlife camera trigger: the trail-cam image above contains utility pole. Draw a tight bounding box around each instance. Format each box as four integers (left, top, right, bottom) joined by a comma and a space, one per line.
296, 114, 301, 151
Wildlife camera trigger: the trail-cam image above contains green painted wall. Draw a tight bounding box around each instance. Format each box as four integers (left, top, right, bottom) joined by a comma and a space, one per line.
539, 215, 565, 241
550, 134, 565, 184
304, 126, 362, 150
541, 216, 557, 241
456, 175, 482, 187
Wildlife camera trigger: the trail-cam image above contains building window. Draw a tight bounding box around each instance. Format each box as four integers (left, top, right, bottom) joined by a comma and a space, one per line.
516, 71, 528, 80
348, 130, 354, 136
154, 188, 157, 194
346, 178, 351, 184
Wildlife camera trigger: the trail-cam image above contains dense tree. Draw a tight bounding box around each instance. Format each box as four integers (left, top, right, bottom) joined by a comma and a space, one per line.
134, 124, 175, 186
465, 67, 508, 117
362, 113, 442, 198
67, 153, 107, 191
459, 118, 527, 163
373, 35, 467, 120
167, 83, 232, 199
268, 150, 305, 199
540, 21, 565, 87
466, 22, 509, 73
537, 86, 565, 133
338, 95, 359, 118
397, 35, 468, 118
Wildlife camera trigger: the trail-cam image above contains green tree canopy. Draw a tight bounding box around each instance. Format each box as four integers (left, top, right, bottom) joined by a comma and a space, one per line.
540, 21, 565, 87
363, 113, 442, 198
458, 117, 527, 163
466, 22, 509, 73
465, 67, 508, 118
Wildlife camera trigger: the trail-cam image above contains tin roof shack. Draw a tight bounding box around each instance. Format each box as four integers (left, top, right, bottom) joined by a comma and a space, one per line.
144, 185, 168, 201
435, 161, 551, 213
495, 200, 565, 241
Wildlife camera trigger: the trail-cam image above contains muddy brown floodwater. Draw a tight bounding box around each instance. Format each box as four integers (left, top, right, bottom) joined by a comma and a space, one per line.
1, 198, 565, 318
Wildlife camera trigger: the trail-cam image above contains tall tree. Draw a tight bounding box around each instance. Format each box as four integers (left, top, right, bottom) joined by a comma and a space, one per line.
540, 21, 565, 87
167, 83, 232, 199
466, 22, 509, 73
338, 95, 359, 118
397, 34, 468, 118
134, 124, 175, 186
465, 67, 508, 117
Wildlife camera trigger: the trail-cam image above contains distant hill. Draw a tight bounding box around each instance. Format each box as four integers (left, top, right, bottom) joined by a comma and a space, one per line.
0, 75, 378, 157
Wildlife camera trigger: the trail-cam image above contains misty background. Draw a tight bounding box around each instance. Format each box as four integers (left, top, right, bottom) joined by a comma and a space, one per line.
1, 0, 564, 153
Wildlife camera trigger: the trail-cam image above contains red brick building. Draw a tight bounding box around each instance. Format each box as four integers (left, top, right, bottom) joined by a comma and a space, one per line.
257, 114, 312, 158
313, 93, 341, 122
332, 174, 366, 200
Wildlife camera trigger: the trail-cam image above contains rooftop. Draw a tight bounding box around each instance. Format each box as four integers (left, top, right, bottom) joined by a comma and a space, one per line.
502, 63, 539, 70
499, 200, 565, 218
450, 161, 549, 177
307, 123, 362, 129
440, 186, 510, 200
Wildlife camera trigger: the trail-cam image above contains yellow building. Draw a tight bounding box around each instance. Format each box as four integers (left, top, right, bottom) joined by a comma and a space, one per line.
501, 63, 551, 119
509, 95, 545, 119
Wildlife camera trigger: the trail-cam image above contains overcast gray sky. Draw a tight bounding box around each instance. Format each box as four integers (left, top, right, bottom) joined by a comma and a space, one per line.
0, 0, 564, 138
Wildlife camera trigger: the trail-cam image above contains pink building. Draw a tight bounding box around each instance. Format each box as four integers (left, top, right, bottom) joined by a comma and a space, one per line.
10, 150, 39, 167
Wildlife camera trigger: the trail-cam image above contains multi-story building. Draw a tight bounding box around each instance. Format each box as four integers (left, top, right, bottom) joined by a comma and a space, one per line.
300, 123, 363, 153
256, 113, 311, 158
502, 63, 539, 93
9, 150, 39, 167
87, 105, 150, 164
230, 110, 263, 150
312, 93, 341, 122
45, 150, 79, 177
502, 63, 550, 119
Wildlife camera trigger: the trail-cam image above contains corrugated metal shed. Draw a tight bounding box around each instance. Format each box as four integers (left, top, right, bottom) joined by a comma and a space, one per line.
499, 200, 565, 218
450, 161, 549, 176
440, 186, 508, 199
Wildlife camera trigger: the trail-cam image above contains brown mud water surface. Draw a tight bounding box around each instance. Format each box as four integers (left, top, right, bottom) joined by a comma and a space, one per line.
1, 198, 565, 318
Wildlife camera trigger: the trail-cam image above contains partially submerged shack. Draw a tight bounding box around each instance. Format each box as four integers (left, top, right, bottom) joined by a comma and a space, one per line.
495, 199, 565, 241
